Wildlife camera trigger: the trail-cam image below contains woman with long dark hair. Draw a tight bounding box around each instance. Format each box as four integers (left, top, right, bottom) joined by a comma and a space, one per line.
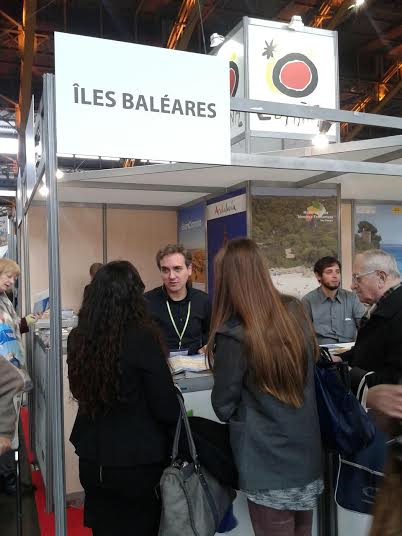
67, 261, 179, 536
208, 239, 323, 536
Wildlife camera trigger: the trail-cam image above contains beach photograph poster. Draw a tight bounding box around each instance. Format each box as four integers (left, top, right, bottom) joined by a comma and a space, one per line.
354, 204, 402, 274
178, 202, 206, 291
252, 194, 338, 298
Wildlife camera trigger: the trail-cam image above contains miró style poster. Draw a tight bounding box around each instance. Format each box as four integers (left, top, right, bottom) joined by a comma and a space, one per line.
247, 22, 338, 138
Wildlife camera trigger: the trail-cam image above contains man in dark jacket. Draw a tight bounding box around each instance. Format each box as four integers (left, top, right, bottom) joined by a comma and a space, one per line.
145, 245, 211, 355
343, 249, 402, 392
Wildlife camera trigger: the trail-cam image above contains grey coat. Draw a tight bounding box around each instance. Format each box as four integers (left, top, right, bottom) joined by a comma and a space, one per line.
0, 356, 24, 440
211, 306, 322, 491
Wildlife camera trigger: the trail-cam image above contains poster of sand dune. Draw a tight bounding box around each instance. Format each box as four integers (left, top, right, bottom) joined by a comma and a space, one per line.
252, 191, 338, 299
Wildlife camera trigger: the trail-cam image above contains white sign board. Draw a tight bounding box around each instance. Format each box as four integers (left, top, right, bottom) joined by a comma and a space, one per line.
213, 27, 245, 141
247, 21, 338, 138
206, 193, 247, 221
55, 33, 230, 164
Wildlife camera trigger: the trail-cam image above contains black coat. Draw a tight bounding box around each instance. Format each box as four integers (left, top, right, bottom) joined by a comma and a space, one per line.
346, 285, 402, 392
68, 326, 180, 467
144, 286, 211, 354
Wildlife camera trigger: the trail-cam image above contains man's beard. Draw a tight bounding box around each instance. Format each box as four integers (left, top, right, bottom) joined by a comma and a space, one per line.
322, 281, 340, 291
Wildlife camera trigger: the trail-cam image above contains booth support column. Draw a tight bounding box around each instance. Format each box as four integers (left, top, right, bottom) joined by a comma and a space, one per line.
102, 203, 107, 263
43, 73, 67, 536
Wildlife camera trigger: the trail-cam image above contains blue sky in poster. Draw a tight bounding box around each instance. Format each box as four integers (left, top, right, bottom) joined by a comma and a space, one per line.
178, 202, 205, 250
355, 203, 402, 274
355, 204, 402, 246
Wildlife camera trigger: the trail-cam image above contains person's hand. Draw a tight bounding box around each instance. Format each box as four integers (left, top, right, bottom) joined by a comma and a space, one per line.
367, 384, 402, 419
198, 345, 207, 355
0, 436, 11, 456
25, 313, 40, 326
330, 354, 343, 363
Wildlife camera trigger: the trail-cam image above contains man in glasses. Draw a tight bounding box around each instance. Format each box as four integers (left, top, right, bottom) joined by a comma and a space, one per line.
343, 249, 402, 393
302, 256, 366, 345
345, 250, 402, 535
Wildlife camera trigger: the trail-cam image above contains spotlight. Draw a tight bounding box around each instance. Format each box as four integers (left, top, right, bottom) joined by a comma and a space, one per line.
350, 0, 365, 9
210, 33, 225, 48
39, 180, 49, 197
312, 133, 329, 149
288, 15, 304, 31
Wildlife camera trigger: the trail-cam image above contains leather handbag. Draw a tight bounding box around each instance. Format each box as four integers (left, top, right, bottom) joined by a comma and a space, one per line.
314, 347, 376, 456
158, 395, 235, 536
187, 416, 238, 489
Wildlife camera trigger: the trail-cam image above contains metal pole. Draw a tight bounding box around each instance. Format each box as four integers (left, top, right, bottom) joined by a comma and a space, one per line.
102, 203, 107, 263
43, 73, 67, 536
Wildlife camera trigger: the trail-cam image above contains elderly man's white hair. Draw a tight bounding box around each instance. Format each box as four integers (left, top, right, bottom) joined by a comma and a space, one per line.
359, 249, 400, 279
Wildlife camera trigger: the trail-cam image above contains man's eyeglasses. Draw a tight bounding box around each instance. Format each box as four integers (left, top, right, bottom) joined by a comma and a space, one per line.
351, 270, 377, 283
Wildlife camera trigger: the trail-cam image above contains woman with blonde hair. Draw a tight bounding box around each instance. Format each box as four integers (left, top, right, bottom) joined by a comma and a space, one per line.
0, 258, 36, 495
208, 239, 323, 536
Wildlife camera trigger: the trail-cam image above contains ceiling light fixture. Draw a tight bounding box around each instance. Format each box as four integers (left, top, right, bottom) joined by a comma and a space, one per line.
0, 137, 18, 155
288, 15, 304, 31
350, 0, 365, 9
312, 133, 329, 149
210, 33, 225, 48
39, 180, 49, 197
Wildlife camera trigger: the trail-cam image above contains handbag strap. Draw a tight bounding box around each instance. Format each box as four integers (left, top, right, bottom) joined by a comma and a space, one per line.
357, 371, 375, 409
171, 393, 199, 464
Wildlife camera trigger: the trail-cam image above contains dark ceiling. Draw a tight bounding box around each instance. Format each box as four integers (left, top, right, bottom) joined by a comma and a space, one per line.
0, 0, 401, 183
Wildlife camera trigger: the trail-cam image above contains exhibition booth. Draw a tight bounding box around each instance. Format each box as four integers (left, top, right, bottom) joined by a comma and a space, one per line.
15, 20, 402, 536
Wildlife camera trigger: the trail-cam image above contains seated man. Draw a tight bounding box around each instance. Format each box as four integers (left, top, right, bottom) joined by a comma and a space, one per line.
145, 244, 211, 355
302, 256, 365, 345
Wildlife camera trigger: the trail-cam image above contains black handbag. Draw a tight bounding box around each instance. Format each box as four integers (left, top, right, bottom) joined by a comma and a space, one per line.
158, 395, 236, 536
188, 416, 238, 489
314, 347, 376, 456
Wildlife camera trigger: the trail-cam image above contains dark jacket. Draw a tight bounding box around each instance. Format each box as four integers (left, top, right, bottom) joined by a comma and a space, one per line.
68, 326, 180, 467
144, 286, 211, 354
211, 299, 322, 491
345, 285, 402, 392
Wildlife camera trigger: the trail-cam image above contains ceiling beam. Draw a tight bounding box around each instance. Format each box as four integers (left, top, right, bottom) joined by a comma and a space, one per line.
16, 0, 37, 133
359, 24, 402, 54
345, 77, 402, 141
311, 0, 371, 30
166, 0, 214, 51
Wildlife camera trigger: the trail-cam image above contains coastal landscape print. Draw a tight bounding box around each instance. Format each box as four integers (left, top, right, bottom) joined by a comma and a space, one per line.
252, 195, 338, 298
354, 204, 402, 274
178, 202, 206, 291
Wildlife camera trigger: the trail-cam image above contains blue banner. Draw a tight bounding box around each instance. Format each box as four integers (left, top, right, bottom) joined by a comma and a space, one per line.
207, 189, 248, 295
178, 202, 206, 291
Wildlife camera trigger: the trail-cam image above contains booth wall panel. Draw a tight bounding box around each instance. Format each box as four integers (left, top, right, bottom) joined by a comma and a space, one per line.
106, 208, 177, 291
341, 202, 353, 290
59, 207, 103, 311
28, 206, 49, 306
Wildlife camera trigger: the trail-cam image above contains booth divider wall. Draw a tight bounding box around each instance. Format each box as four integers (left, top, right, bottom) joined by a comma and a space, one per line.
28, 205, 177, 312
106, 207, 177, 292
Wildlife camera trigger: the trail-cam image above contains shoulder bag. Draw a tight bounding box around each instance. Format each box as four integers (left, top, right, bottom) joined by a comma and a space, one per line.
158, 394, 236, 536
314, 347, 376, 456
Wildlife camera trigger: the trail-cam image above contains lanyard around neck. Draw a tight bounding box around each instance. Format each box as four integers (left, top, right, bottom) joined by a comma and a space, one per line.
166, 300, 191, 350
